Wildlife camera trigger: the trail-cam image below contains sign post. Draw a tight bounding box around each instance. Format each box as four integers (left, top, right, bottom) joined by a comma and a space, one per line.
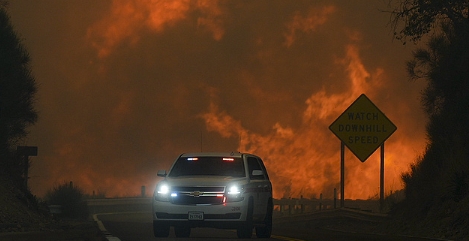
340, 142, 345, 208
380, 143, 385, 210
329, 94, 396, 210
17, 146, 38, 190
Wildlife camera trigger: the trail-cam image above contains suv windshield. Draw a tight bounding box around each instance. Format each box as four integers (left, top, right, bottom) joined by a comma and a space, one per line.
168, 157, 245, 177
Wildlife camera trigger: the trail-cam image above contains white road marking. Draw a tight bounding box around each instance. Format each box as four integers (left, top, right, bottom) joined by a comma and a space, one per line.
92, 213, 122, 241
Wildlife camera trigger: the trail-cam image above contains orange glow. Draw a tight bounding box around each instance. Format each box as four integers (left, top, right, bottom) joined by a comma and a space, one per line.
86, 0, 225, 58
146, 0, 191, 31
201, 42, 424, 200
86, 1, 146, 58
18, 1, 427, 200
196, 0, 225, 40
284, 5, 336, 47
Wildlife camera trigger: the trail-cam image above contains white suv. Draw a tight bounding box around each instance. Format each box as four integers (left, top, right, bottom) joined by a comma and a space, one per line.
152, 152, 273, 238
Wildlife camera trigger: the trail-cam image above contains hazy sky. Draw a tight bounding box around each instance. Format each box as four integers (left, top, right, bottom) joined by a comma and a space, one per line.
8, 0, 427, 199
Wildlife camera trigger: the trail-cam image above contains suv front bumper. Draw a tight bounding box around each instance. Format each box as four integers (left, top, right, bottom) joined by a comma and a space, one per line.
152, 198, 249, 228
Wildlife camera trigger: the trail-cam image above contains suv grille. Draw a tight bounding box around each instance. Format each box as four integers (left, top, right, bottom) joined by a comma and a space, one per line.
170, 186, 225, 205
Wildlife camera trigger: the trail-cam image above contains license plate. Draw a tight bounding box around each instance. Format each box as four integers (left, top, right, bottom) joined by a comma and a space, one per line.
188, 211, 204, 220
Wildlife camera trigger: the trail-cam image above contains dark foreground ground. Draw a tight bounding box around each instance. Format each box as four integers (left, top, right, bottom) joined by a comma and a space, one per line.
1, 173, 466, 241
0, 208, 461, 241
0, 220, 106, 241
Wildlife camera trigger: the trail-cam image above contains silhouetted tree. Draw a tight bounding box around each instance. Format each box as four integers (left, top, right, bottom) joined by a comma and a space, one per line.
390, 0, 469, 217
387, 3, 469, 238
0, 4, 38, 185
389, 0, 469, 44
406, 21, 469, 205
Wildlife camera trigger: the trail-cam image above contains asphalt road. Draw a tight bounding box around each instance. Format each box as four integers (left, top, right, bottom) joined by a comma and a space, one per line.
96, 211, 439, 241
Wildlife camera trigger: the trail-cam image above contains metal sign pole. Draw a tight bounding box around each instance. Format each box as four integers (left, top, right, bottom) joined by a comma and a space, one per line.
380, 143, 385, 212
341, 141, 345, 208
16, 146, 38, 190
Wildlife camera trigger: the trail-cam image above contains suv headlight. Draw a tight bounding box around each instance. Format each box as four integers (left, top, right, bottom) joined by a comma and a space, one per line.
225, 184, 244, 202
157, 184, 170, 194
154, 183, 171, 201
227, 185, 241, 195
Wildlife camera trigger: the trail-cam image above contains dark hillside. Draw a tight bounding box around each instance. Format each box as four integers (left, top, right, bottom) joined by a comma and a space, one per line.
0, 171, 51, 232
387, 1, 469, 240
0, 172, 106, 241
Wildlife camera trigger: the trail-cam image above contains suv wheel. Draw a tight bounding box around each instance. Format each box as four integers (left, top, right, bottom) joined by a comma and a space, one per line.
255, 200, 273, 238
174, 225, 191, 237
237, 199, 253, 238
153, 221, 170, 237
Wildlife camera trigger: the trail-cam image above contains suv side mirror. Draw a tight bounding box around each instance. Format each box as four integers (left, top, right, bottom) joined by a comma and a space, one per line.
157, 170, 167, 177
251, 170, 263, 176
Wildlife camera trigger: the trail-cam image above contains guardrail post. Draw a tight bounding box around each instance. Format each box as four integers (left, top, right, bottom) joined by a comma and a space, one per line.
319, 193, 323, 211
141, 186, 146, 197
334, 188, 337, 209
300, 195, 305, 213
48, 205, 62, 217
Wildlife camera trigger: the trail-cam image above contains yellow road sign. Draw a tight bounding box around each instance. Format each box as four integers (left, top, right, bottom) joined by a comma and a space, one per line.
329, 94, 396, 162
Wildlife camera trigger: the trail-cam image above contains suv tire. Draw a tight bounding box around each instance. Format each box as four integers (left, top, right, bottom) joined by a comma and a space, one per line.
255, 199, 273, 238
237, 199, 253, 238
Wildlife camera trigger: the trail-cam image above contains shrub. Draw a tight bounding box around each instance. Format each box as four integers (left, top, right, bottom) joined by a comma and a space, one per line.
45, 181, 88, 219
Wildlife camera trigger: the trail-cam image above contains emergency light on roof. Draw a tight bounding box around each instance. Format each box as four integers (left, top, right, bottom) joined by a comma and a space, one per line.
223, 158, 234, 161
187, 157, 198, 161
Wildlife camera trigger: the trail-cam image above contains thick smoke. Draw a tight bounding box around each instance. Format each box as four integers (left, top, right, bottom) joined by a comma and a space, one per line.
8, 0, 426, 198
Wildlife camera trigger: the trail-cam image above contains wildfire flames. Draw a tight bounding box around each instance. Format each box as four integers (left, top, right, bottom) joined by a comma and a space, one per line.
201, 44, 423, 199
17, 1, 426, 199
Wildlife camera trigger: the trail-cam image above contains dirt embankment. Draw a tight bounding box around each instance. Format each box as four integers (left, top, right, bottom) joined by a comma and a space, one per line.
0, 174, 105, 241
